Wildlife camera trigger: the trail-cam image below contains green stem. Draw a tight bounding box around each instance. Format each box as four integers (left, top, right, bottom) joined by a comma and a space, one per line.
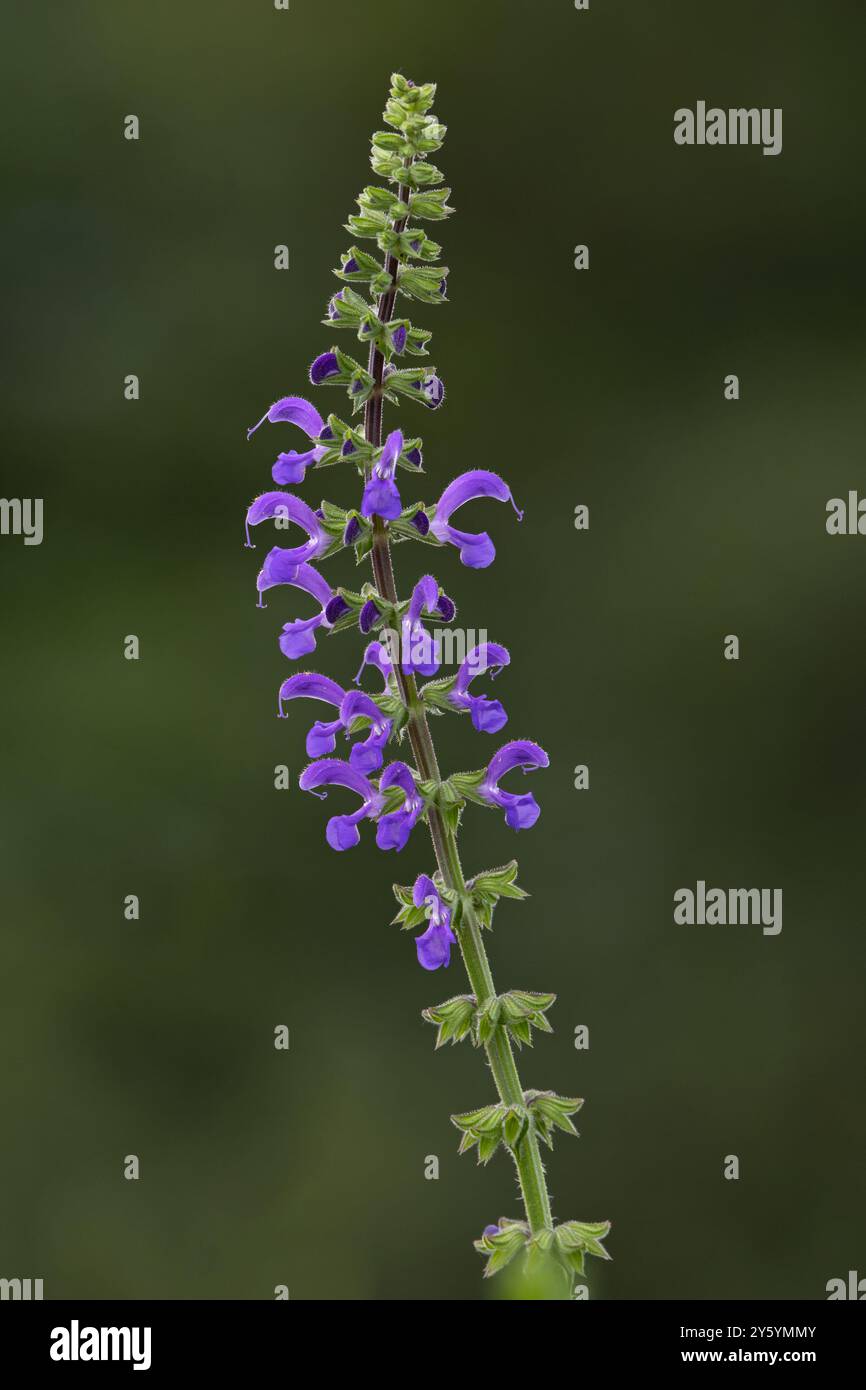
362, 184, 553, 1240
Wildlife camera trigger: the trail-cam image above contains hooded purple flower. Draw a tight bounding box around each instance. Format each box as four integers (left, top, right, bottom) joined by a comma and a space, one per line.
278, 673, 346, 757
361, 429, 403, 521
376, 762, 424, 851
256, 561, 336, 659
449, 642, 510, 733
309, 351, 341, 385
412, 874, 456, 971
279, 676, 392, 771
480, 740, 549, 831
400, 575, 453, 677
298, 758, 383, 851
429, 471, 522, 568
391, 324, 407, 354
247, 493, 332, 572
354, 640, 395, 690
246, 395, 330, 487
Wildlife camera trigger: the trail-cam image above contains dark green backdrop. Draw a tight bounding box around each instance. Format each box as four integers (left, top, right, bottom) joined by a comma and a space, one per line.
2, 0, 864, 1299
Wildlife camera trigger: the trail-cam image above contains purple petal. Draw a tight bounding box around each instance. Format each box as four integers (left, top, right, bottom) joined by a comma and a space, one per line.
298, 758, 373, 797
247, 396, 324, 442
309, 351, 340, 385
379, 761, 418, 800
455, 642, 510, 695
415, 918, 455, 970
380, 430, 403, 475
278, 616, 325, 660
502, 793, 541, 831
306, 718, 343, 758
258, 558, 333, 606
466, 695, 508, 734
272, 447, 327, 486
354, 640, 394, 688
407, 575, 440, 625
485, 740, 549, 788
245, 492, 328, 554
278, 673, 346, 717
361, 476, 402, 520
326, 813, 366, 851
412, 873, 440, 909
432, 470, 520, 529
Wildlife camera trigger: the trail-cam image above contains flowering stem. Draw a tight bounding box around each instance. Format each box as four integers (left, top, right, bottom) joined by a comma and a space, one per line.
363, 193, 553, 1238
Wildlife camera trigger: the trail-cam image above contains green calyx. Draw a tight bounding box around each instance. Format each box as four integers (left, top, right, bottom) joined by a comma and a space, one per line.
421, 988, 556, 1051
451, 1100, 529, 1165
473, 1218, 612, 1283
524, 1091, 584, 1148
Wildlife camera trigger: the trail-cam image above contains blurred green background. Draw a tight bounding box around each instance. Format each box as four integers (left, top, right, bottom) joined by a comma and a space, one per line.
2, 0, 865, 1300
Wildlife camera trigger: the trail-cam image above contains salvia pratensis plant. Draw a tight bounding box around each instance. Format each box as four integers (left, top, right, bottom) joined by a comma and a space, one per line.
243, 74, 610, 1296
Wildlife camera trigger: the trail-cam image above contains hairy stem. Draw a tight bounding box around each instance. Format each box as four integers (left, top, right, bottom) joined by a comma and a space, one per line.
363, 186, 553, 1238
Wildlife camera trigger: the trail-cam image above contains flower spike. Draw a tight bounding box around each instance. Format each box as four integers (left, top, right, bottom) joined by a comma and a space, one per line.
241, 71, 607, 1299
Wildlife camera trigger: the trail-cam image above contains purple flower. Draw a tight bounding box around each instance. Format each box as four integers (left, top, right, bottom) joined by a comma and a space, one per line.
361, 429, 403, 520
339, 689, 393, 774
391, 324, 407, 354
247, 494, 335, 564
256, 561, 337, 660
278, 673, 347, 757
309, 351, 340, 385
429, 470, 522, 568
342, 255, 360, 274
401, 575, 454, 677
480, 740, 548, 831
414, 372, 445, 409
343, 514, 362, 546
278, 675, 392, 771
376, 762, 424, 851
412, 874, 456, 971
449, 642, 510, 733
298, 759, 383, 851
354, 640, 395, 689
247, 395, 330, 487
